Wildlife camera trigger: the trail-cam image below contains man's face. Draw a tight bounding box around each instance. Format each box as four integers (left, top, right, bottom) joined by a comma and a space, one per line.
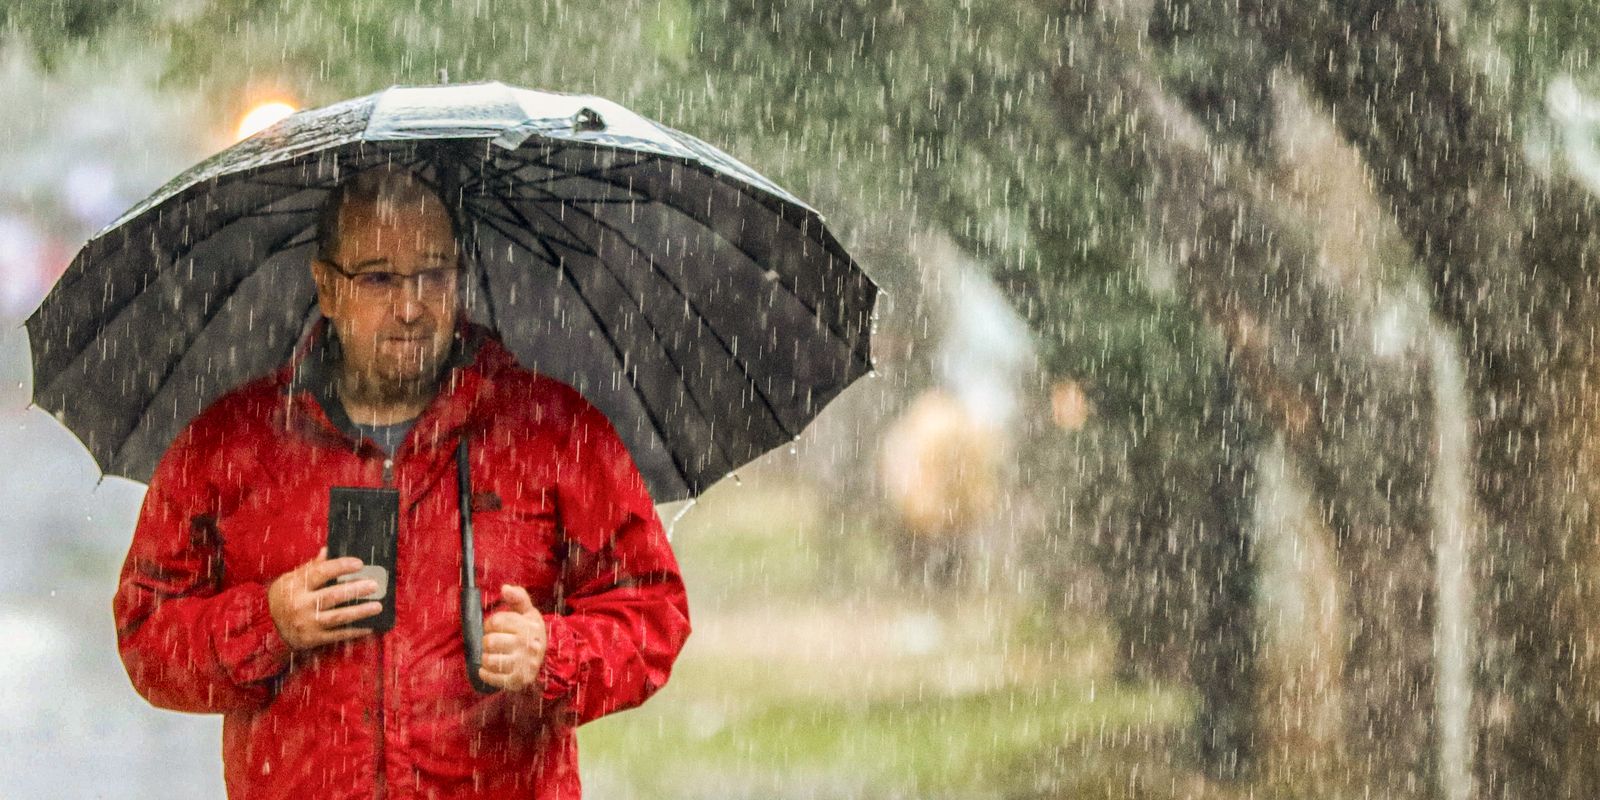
310, 184, 460, 399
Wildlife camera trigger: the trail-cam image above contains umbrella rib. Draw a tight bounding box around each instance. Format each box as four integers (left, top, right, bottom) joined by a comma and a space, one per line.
505, 197, 767, 442
470, 209, 710, 473
247, 178, 327, 190
245, 206, 325, 217
423, 148, 505, 335
455, 144, 571, 194
107, 222, 317, 469
542, 162, 860, 350
468, 201, 578, 267
496, 145, 654, 194
44, 166, 318, 316
532, 196, 647, 205
527, 158, 654, 189
41, 205, 318, 388
467, 206, 707, 489
501, 151, 838, 441
468, 210, 562, 270
472, 201, 595, 256
467, 149, 651, 215
38, 145, 431, 380
464, 216, 500, 333
288, 292, 321, 360
473, 204, 724, 488
268, 228, 318, 255
527, 195, 798, 439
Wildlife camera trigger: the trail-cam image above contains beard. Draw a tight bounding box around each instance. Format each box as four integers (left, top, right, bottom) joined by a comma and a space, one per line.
337, 329, 452, 410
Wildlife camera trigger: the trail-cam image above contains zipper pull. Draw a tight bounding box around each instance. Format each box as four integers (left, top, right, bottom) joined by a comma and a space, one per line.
382, 458, 395, 486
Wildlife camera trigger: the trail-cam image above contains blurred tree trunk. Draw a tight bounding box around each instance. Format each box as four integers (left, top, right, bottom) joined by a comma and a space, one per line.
1081, 361, 1262, 779
1046, 2, 1442, 792
1188, 361, 1262, 778
1248, 0, 1600, 795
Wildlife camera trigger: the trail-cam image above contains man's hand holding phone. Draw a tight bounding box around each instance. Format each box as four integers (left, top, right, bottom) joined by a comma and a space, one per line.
268, 547, 383, 650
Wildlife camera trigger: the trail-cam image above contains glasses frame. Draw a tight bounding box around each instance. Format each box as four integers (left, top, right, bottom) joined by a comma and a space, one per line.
319, 257, 465, 301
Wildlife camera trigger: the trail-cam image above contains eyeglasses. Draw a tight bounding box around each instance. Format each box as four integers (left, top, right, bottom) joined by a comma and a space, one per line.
321, 258, 462, 300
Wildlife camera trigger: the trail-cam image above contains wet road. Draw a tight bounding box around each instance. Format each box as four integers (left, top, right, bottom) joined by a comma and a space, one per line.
0, 324, 225, 798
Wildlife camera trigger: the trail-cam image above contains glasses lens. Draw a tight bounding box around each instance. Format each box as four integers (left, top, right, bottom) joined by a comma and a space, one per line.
353, 272, 398, 292
417, 268, 459, 295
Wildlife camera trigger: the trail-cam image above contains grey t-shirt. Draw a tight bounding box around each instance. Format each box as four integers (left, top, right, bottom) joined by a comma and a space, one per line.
354, 417, 417, 457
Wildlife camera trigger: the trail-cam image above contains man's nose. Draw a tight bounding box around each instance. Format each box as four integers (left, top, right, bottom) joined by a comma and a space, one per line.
394, 281, 426, 322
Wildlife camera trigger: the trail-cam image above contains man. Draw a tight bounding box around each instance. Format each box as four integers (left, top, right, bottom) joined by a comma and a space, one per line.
113, 165, 691, 799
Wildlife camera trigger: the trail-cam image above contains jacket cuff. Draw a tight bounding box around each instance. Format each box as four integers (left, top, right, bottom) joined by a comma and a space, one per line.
215, 582, 293, 686
536, 613, 579, 704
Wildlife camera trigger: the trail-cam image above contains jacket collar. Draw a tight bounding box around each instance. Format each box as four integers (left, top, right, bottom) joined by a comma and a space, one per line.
278, 315, 509, 455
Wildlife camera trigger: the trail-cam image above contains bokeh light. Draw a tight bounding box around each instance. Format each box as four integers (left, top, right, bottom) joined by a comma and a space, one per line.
234, 101, 296, 141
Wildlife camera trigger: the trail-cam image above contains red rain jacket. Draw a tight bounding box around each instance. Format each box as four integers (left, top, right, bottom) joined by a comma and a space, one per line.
113, 317, 691, 799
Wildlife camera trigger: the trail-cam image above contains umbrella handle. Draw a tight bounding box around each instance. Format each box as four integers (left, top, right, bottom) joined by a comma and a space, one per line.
458, 438, 499, 694
462, 587, 496, 694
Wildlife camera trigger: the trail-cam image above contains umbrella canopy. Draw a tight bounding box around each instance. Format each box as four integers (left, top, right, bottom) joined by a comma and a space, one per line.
25, 81, 878, 503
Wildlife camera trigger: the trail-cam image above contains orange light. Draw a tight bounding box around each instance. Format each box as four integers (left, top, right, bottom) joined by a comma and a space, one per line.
235, 101, 297, 141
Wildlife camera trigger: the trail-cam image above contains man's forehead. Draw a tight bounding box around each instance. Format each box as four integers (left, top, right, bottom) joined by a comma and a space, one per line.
339, 187, 450, 225
335, 194, 457, 248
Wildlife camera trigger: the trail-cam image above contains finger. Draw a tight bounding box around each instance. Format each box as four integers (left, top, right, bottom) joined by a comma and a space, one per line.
484, 611, 528, 634
500, 584, 536, 615
311, 580, 380, 608
314, 601, 383, 628
482, 631, 521, 654
308, 556, 367, 584
314, 625, 377, 646
478, 666, 510, 689
481, 652, 518, 673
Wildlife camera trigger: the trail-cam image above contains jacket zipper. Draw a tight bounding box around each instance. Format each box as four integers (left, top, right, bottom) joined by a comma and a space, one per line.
376, 453, 394, 800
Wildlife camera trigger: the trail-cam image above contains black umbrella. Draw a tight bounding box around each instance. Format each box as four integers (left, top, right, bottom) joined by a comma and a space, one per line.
26, 81, 879, 504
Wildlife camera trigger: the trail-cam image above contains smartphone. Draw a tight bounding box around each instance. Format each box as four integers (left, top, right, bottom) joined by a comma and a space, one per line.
326, 486, 400, 633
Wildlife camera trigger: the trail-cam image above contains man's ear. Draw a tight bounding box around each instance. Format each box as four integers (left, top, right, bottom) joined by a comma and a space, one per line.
309, 259, 339, 319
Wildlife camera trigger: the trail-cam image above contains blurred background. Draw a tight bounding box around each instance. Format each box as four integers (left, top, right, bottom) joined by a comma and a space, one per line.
8, 1, 1600, 798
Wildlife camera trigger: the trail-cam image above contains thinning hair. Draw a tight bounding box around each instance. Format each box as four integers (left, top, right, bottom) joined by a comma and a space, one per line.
315, 165, 461, 263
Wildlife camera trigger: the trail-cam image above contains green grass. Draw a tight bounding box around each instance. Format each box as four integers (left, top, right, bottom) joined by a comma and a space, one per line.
574, 476, 1198, 799
581, 669, 1189, 798
663, 471, 900, 609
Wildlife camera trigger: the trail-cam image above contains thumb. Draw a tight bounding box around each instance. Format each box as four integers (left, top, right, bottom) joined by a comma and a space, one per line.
501, 584, 535, 614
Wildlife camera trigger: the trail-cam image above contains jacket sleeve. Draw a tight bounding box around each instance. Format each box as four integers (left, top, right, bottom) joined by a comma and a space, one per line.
520, 396, 692, 728
112, 416, 292, 714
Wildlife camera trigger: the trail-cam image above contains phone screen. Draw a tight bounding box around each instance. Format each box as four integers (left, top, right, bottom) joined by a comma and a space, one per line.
327, 486, 400, 633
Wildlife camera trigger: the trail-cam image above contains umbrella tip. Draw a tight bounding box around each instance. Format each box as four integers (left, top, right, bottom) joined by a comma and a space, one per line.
665, 497, 698, 542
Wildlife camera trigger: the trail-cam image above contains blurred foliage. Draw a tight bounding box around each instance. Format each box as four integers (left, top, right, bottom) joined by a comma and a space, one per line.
1460, 0, 1600, 103
687, 0, 1223, 435
0, 0, 144, 66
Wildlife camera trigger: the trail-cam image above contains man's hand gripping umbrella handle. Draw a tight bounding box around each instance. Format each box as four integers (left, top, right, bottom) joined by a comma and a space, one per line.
458, 438, 498, 694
